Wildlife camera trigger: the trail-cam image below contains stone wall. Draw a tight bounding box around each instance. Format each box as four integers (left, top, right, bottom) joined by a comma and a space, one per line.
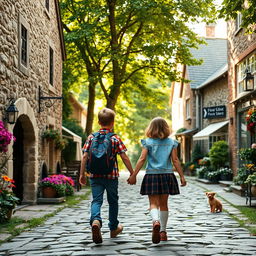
227, 20, 256, 172
0, 0, 64, 203
201, 75, 229, 128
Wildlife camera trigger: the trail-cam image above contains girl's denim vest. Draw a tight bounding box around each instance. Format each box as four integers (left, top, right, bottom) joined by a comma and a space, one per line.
141, 138, 179, 175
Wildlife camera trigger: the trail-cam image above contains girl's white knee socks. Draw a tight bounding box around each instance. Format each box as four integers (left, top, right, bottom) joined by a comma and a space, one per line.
150, 208, 159, 222
160, 210, 168, 232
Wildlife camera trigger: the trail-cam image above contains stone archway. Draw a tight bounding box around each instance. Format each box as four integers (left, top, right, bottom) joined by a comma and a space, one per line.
8, 98, 39, 204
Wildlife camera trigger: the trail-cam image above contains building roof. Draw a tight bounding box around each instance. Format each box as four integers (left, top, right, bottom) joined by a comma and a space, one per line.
197, 64, 227, 89
55, 0, 66, 60
187, 38, 227, 89
69, 94, 87, 112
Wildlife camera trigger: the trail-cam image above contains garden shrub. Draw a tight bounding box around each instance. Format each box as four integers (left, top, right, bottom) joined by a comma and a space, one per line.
209, 140, 229, 169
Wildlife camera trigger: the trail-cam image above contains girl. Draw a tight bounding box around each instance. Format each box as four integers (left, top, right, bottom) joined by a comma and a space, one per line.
128, 117, 186, 244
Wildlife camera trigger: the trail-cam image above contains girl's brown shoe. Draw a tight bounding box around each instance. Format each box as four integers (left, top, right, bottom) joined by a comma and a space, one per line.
160, 231, 167, 241
92, 220, 103, 244
152, 221, 161, 244
110, 224, 123, 238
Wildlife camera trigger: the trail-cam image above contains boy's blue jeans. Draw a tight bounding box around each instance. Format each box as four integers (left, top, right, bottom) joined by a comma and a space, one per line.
89, 178, 119, 231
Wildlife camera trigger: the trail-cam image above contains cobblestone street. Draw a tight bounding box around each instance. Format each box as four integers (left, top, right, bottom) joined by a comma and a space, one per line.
0, 172, 256, 256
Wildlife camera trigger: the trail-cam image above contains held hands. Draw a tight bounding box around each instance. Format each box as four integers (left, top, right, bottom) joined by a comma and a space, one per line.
180, 176, 187, 187
127, 173, 137, 185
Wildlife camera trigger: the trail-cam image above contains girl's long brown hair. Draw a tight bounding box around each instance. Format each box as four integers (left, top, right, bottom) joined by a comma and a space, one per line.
145, 117, 170, 139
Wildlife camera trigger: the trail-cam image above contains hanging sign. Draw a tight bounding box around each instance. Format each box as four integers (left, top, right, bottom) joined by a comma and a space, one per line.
203, 105, 226, 119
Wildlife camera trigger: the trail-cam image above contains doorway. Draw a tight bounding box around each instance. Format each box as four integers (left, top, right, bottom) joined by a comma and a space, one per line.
13, 119, 24, 202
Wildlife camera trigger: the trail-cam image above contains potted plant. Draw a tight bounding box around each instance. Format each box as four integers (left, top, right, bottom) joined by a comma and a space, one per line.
39, 174, 75, 198
51, 174, 75, 196
245, 173, 256, 196
206, 170, 220, 183
39, 175, 66, 198
0, 175, 19, 223
196, 166, 208, 179
218, 167, 233, 181
233, 167, 249, 189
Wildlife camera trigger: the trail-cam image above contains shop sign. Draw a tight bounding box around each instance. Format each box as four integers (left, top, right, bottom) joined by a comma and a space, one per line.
203, 105, 226, 119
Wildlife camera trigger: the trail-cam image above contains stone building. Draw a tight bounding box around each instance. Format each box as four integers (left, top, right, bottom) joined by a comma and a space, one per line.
0, 0, 65, 204
170, 36, 228, 164
193, 64, 229, 154
227, 16, 256, 172
68, 93, 87, 130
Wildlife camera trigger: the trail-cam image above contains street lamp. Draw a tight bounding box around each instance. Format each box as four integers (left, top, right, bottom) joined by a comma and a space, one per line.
5, 100, 19, 124
244, 68, 254, 91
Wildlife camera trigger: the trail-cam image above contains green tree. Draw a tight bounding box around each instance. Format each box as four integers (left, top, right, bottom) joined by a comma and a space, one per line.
60, 0, 216, 135
220, 0, 256, 32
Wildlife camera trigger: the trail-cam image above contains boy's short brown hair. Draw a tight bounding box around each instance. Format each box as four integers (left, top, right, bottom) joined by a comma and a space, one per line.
98, 108, 116, 126
145, 117, 170, 139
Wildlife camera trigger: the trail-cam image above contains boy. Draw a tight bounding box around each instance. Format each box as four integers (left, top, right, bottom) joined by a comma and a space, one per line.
79, 108, 134, 244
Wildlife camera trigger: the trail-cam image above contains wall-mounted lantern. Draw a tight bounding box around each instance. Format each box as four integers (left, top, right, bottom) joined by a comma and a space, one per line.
5, 99, 19, 124
244, 68, 254, 91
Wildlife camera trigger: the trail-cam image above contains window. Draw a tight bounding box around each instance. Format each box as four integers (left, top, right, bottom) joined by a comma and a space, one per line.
49, 47, 54, 85
237, 52, 256, 94
235, 13, 242, 32
209, 135, 227, 150
186, 98, 190, 119
18, 15, 29, 74
45, 0, 50, 11
21, 25, 28, 66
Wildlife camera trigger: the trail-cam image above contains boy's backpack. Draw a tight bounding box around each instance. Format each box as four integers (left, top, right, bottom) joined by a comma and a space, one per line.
87, 132, 116, 175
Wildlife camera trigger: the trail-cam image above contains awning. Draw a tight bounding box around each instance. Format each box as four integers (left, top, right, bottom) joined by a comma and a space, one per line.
193, 120, 229, 141
62, 126, 82, 161
62, 126, 82, 143
176, 128, 198, 137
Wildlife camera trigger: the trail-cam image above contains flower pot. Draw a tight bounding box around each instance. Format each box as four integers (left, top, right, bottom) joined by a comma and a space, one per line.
251, 185, 256, 197
42, 187, 57, 198
220, 173, 233, 181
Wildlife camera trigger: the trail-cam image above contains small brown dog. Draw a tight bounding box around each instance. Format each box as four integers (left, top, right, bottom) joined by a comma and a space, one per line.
205, 192, 223, 213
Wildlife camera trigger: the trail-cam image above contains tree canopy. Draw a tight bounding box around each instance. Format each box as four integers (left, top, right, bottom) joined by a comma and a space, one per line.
60, 0, 216, 135
220, 0, 256, 32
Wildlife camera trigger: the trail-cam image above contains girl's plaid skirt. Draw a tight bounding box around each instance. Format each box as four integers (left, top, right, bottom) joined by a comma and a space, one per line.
140, 173, 180, 195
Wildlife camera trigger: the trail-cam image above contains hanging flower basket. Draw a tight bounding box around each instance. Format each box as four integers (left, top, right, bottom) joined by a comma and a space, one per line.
246, 107, 256, 133
0, 121, 16, 153
41, 129, 68, 150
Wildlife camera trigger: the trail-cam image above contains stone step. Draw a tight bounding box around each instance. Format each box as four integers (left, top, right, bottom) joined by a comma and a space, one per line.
230, 185, 246, 197
219, 180, 233, 187
37, 197, 65, 204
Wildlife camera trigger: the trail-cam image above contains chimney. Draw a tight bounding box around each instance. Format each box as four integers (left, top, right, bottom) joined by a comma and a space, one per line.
205, 23, 216, 38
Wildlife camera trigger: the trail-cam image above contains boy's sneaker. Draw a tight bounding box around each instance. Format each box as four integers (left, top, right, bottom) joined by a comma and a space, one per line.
152, 221, 160, 244
160, 231, 167, 241
92, 220, 102, 244
110, 224, 123, 238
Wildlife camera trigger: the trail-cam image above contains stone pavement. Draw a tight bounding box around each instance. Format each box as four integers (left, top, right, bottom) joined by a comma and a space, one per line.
0, 172, 256, 256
